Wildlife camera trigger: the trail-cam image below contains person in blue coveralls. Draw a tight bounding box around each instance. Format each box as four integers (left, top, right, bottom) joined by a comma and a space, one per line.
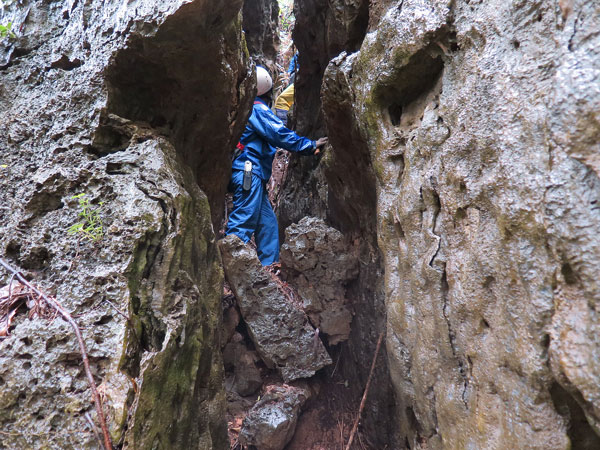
226, 66, 328, 266
287, 52, 298, 84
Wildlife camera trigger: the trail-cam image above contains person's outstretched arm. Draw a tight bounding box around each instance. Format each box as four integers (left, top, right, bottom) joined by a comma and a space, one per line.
250, 103, 326, 154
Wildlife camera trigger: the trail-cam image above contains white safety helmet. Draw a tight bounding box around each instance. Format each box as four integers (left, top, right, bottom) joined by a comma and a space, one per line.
256, 66, 273, 96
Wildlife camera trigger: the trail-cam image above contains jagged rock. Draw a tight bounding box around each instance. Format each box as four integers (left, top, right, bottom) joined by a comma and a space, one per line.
276, 0, 600, 447
242, 0, 280, 69
281, 216, 358, 344
219, 234, 332, 382
278, 0, 392, 445
0, 0, 252, 448
239, 384, 311, 450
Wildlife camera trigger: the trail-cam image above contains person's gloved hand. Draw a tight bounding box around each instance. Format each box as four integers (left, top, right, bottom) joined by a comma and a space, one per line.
314, 137, 329, 155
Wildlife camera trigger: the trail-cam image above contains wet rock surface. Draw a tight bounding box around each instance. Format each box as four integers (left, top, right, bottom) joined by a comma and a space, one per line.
0, 0, 251, 448
243, 0, 280, 70
219, 234, 332, 382
314, 0, 600, 448
2, 0, 599, 448
277, 0, 394, 446
281, 216, 358, 344
239, 384, 311, 450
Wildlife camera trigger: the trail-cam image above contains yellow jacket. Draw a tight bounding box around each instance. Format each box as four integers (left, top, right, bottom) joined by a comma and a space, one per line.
274, 84, 295, 111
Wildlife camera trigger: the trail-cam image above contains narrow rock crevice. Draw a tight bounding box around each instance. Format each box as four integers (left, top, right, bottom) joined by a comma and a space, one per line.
3, 0, 600, 449
105, 0, 254, 228
550, 382, 600, 449
273, 0, 395, 447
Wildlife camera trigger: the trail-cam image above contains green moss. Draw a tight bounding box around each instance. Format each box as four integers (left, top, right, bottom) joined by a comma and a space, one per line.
120, 161, 226, 448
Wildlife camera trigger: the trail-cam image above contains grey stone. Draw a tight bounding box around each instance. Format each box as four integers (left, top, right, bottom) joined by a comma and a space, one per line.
0, 0, 253, 448
281, 216, 358, 344
278, 0, 600, 447
318, 0, 600, 448
223, 337, 244, 371
242, 0, 280, 70
239, 384, 311, 450
277, 0, 393, 445
219, 234, 332, 382
223, 336, 263, 396
221, 303, 241, 348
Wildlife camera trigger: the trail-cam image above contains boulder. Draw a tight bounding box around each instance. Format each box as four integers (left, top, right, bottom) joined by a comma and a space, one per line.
239, 384, 311, 450
281, 216, 359, 344
219, 234, 332, 382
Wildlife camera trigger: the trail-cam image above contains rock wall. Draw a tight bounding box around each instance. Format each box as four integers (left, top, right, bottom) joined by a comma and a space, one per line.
2, 0, 599, 448
278, 1, 396, 447
242, 0, 280, 70
0, 0, 252, 448
287, 0, 600, 448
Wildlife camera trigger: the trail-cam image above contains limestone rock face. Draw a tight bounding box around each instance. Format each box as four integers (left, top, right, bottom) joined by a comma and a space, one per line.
0, 0, 252, 448
219, 234, 332, 382
243, 0, 280, 70
280, 217, 358, 344
278, 0, 394, 446
315, 0, 600, 448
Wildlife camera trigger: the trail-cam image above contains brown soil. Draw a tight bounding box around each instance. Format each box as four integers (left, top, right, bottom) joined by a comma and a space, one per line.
285, 367, 381, 450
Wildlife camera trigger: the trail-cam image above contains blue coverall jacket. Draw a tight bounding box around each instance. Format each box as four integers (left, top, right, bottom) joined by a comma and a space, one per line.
287, 53, 298, 75
227, 97, 316, 265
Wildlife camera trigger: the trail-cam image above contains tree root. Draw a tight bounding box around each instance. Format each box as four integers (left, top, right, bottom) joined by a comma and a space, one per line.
345, 330, 385, 450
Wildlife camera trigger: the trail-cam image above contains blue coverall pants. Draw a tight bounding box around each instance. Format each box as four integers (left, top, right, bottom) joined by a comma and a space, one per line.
226, 170, 279, 265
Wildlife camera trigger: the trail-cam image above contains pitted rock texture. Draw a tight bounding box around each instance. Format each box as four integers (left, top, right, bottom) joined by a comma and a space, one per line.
280, 216, 358, 345
0, 0, 252, 448
318, 0, 600, 448
243, 0, 279, 70
239, 384, 311, 450
219, 234, 332, 382
277, 0, 394, 446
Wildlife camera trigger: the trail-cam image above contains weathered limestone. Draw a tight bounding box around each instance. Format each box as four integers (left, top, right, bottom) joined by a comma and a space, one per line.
239, 384, 311, 450
316, 0, 600, 447
281, 216, 358, 344
1, 0, 598, 447
279, 0, 394, 446
0, 0, 252, 448
219, 234, 332, 382
242, 0, 280, 69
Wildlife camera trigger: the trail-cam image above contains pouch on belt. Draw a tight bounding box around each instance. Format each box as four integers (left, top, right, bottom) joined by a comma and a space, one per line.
243, 160, 252, 191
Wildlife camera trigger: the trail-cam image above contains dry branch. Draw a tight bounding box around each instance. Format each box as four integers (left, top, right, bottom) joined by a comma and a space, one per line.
345, 330, 385, 450
0, 258, 113, 450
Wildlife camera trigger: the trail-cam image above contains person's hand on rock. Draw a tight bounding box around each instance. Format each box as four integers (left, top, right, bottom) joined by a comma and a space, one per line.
314, 137, 328, 155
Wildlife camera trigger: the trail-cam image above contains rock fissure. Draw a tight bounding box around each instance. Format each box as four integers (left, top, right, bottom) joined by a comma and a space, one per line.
2, 0, 600, 448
